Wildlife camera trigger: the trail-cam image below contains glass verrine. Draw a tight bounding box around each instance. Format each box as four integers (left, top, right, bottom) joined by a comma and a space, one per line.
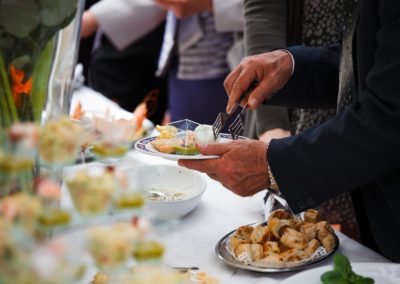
63, 164, 117, 218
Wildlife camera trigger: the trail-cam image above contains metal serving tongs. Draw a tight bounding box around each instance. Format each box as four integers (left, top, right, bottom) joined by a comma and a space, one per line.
263, 190, 299, 222
212, 80, 258, 140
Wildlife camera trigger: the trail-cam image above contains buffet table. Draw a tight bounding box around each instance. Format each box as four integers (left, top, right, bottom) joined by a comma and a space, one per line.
127, 151, 389, 284
72, 86, 390, 283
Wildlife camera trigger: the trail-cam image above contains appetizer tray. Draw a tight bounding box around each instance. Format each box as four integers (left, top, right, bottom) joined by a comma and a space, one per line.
215, 221, 339, 273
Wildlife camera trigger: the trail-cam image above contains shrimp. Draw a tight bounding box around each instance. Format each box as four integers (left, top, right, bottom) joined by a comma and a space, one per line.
132, 89, 159, 132
71, 101, 85, 120
133, 102, 147, 132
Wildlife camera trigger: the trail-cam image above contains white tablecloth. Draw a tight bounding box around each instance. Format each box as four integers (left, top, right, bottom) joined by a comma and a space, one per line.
72, 87, 390, 283
126, 151, 389, 284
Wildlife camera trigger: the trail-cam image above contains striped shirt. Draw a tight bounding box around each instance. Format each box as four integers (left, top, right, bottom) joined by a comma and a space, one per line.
177, 13, 234, 80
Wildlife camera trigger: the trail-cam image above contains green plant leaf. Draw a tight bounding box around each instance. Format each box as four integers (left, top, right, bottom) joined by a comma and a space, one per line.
334, 253, 353, 279
39, 0, 78, 27
58, 7, 78, 30
321, 271, 348, 284
0, 37, 14, 51
0, 51, 19, 127
31, 38, 56, 121
0, 0, 40, 38
11, 55, 31, 70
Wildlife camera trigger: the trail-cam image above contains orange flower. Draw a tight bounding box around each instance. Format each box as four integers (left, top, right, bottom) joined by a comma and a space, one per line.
9, 64, 32, 106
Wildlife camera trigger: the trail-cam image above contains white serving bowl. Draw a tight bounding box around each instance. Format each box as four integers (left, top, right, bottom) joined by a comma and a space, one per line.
133, 165, 206, 219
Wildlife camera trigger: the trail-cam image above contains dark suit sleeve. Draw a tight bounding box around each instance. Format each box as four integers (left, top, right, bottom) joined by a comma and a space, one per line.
244, 0, 292, 134
268, 2, 400, 213
267, 44, 341, 109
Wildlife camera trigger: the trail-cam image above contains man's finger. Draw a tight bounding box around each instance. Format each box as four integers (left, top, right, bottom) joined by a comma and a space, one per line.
246, 80, 274, 109
226, 71, 255, 113
224, 65, 242, 98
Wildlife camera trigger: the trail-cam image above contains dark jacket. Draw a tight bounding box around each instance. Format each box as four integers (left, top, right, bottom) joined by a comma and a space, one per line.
268, 0, 400, 261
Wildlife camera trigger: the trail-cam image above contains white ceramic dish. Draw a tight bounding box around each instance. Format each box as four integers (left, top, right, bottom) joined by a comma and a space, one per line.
133, 165, 207, 219
280, 262, 400, 284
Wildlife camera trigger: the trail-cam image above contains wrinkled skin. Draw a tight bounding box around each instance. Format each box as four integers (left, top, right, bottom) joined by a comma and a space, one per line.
224, 50, 293, 112
178, 140, 270, 196
154, 0, 213, 19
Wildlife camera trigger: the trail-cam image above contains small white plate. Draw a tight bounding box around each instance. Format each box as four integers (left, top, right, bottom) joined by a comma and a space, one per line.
281, 262, 400, 284
135, 133, 236, 161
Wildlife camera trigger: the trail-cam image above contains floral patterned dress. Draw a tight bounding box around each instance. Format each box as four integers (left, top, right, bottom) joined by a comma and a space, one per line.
291, 0, 359, 239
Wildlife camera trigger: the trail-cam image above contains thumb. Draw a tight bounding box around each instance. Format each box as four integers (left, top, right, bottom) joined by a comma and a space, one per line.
197, 142, 231, 156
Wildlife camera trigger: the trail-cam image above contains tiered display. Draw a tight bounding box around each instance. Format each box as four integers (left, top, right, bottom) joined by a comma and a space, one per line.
0, 114, 219, 283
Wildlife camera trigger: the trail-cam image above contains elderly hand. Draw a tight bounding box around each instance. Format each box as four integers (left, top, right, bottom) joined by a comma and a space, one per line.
178, 140, 270, 197
224, 50, 293, 112
154, 0, 213, 18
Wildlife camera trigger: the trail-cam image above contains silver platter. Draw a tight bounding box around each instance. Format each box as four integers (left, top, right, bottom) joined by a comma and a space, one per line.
215, 222, 340, 273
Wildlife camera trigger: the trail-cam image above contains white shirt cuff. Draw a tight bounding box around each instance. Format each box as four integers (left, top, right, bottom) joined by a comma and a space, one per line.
277, 49, 295, 76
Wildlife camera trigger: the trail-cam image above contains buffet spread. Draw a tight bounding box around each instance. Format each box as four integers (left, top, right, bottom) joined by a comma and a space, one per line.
0, 87, 393, 284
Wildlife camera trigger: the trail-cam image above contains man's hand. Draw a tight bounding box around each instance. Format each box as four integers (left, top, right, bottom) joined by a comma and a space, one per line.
81, 10, 99, 38
178, 140, 270, 196
154, 0, 213, 19
224, 50, 293, 112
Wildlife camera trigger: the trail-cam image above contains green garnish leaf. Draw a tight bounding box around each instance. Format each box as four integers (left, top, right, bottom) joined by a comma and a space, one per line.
321, 254, 374, 284
349, 273, 374, 284
174, 145, 199, 155
321, 271, 348, 284
334, 253, 353, 278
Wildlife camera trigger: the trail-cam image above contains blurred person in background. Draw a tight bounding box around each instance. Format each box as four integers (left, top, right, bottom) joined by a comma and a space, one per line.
154, 0, 244, 125
78, 0, 99, 81
81, 0, 168, 124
